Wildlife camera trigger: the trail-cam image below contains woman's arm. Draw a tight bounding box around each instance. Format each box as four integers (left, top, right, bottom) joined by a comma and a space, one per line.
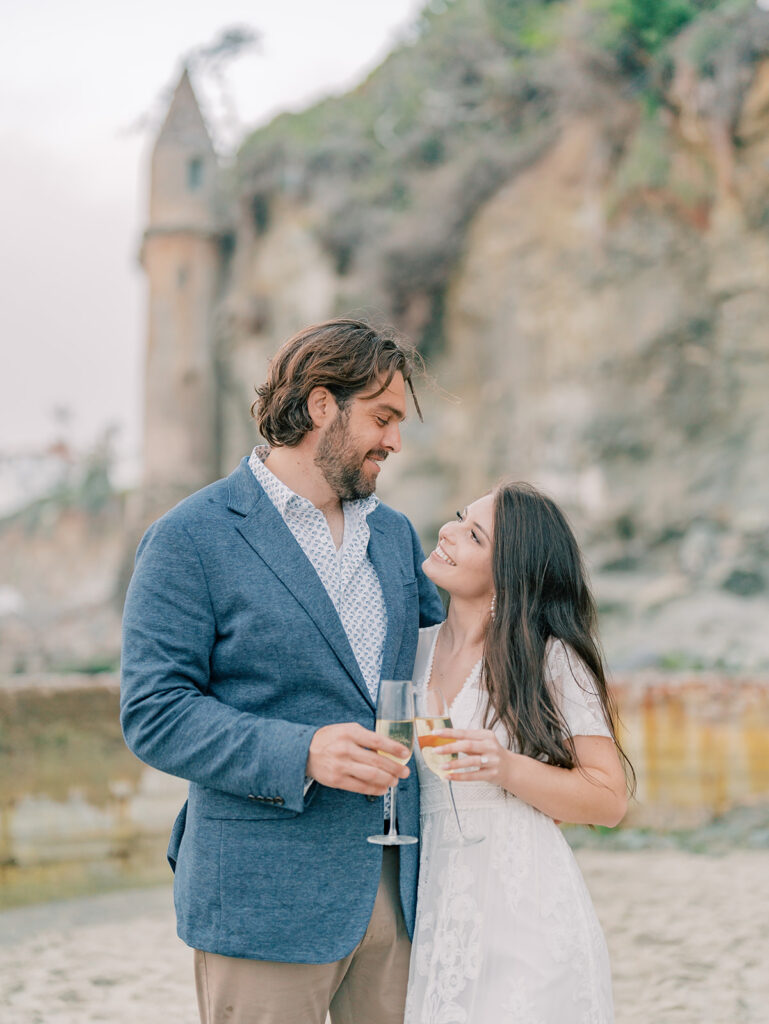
436, 729, 628, 828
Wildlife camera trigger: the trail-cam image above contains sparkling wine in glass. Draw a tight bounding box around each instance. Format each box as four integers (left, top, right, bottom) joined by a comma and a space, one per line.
368, 679, 418, 846
414, 712, 456, 778
375, 717, 414, 764
414, 685, 484, 847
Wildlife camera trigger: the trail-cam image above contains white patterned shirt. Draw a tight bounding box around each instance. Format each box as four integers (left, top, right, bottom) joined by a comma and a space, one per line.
248, 445, 388, 704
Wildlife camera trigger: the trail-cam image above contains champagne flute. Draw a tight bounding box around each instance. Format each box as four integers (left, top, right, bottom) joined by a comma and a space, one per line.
367, 679, 418, 846
414, 685, 484, 846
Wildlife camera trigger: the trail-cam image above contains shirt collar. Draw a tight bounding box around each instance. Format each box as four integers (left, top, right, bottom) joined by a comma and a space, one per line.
248, 445, 379, 519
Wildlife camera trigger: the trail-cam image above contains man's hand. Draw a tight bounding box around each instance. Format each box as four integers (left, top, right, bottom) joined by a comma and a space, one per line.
307, 723, 411, 796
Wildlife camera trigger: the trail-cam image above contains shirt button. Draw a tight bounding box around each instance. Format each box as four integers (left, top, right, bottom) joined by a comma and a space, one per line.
366, 795, 379, 803
274, 797, 285, 806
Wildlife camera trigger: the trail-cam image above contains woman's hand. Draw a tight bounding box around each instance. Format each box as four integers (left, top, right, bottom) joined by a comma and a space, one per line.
433, 728, 512, 787
433, 729, 627, 828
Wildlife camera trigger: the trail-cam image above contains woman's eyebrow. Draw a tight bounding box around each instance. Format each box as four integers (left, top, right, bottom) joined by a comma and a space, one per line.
473, 521, 490, 541
466, 510, 490, 541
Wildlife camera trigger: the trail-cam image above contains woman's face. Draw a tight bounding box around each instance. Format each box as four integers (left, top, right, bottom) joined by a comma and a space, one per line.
424, 493, 495, 601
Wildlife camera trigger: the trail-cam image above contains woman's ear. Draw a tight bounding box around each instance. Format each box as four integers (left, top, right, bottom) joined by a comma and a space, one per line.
307, 386, 337, 429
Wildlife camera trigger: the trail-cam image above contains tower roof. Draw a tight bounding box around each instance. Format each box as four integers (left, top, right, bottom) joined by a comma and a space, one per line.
154, 67, 216, 156
146, 66, 222, 233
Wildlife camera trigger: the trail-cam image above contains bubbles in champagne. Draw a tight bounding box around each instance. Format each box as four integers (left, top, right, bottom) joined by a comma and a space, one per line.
375, 719, 414, 764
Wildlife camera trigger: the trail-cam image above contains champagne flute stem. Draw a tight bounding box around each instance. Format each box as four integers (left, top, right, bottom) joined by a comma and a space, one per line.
388, 784, 398, 837
446, 780, 466, 840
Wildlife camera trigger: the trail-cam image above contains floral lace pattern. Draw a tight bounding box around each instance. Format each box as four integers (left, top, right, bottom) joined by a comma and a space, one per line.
405, 625, 615, 1023
409, 853, 483, 1024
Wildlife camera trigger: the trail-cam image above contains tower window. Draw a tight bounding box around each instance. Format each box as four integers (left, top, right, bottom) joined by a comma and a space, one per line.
187, 157, 204, 190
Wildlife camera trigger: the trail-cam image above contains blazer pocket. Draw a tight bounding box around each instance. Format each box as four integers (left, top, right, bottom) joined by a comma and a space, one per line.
206, 804, 300, 821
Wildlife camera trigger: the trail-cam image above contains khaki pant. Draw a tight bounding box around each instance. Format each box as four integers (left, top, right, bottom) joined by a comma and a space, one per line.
194, 847, 411, 1024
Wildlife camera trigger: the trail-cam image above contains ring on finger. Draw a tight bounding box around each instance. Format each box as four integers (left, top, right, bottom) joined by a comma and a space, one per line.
480, 755, 489, 766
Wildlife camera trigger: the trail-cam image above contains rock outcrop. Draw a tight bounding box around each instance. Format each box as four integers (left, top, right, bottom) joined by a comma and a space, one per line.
4, 0, 769, 672
217, 1, 769, 669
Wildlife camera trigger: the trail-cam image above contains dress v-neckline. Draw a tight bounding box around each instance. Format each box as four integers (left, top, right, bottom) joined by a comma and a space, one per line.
423, 624, 482, 717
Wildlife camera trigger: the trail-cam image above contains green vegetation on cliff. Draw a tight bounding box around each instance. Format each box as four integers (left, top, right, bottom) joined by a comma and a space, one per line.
235, 0, 769, 354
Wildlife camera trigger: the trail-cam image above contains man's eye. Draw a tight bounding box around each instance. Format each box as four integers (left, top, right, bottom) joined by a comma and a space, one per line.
376, 418, 388, 427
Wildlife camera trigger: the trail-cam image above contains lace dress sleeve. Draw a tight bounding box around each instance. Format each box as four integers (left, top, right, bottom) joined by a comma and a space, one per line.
545, 639, 613, 739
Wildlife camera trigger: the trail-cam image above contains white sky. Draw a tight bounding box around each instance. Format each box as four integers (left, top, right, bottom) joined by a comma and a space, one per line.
0, 0, 426, 488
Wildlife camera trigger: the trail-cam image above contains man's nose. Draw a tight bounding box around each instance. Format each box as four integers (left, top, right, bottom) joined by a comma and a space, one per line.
384, 422, 402, 453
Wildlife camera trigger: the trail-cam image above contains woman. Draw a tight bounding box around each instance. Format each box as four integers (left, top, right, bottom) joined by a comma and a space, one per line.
404, 482, 634, 1023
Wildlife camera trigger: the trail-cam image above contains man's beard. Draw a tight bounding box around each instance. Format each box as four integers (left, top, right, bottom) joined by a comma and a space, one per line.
314, 408, 386, 501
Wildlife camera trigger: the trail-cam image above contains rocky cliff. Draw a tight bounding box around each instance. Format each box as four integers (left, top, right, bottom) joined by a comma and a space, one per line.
3, 0, 769, 673
216, 0, 769, 669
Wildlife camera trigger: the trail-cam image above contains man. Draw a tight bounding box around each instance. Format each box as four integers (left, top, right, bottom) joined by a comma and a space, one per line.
120, 318, 444, 1024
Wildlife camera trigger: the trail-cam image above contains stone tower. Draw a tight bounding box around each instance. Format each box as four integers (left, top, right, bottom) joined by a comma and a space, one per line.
140, 68, 223, 510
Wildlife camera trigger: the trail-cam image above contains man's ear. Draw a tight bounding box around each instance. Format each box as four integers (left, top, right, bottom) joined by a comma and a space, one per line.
307, 386, 338, 429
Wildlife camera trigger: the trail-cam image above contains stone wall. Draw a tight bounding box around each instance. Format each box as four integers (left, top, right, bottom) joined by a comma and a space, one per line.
0, 675, 186, 908
2, 671, 768, 907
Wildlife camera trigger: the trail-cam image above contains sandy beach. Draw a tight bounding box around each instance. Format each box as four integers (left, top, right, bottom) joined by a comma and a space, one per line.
1, 847, 768, 1023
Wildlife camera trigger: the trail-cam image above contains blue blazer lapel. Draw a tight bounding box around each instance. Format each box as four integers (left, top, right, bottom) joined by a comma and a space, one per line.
227, 460, 374, 710
368, 516, 405, 684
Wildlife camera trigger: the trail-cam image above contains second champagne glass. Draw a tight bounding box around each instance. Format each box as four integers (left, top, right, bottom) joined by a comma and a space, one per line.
414, 684, 484, 847
367, 679, 418, 846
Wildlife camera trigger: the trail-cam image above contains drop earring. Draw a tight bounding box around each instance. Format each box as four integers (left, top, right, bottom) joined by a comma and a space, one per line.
490, 594, 496, 619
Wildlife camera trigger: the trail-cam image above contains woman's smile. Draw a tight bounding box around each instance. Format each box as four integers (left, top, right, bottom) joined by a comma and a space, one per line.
430, 541, 456, 566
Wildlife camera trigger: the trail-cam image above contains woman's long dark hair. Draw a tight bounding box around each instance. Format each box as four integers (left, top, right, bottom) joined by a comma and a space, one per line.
484, 482, 635, 791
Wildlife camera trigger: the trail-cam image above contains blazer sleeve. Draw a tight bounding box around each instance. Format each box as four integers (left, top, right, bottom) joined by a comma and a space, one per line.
120, 517, 316, 813
407, 519, 445, 626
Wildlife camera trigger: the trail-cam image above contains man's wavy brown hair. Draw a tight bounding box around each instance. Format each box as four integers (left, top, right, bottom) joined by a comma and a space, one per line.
252, 318, 422, 447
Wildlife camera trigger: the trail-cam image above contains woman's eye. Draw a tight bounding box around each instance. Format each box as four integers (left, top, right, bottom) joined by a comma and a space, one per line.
456, 510, 479, 542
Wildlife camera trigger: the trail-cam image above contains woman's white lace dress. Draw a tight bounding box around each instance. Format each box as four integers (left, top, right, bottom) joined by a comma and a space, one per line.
404, 624, 615, 1024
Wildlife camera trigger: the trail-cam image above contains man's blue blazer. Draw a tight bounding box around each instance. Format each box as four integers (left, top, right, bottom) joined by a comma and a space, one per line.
120, 458, 444, 963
